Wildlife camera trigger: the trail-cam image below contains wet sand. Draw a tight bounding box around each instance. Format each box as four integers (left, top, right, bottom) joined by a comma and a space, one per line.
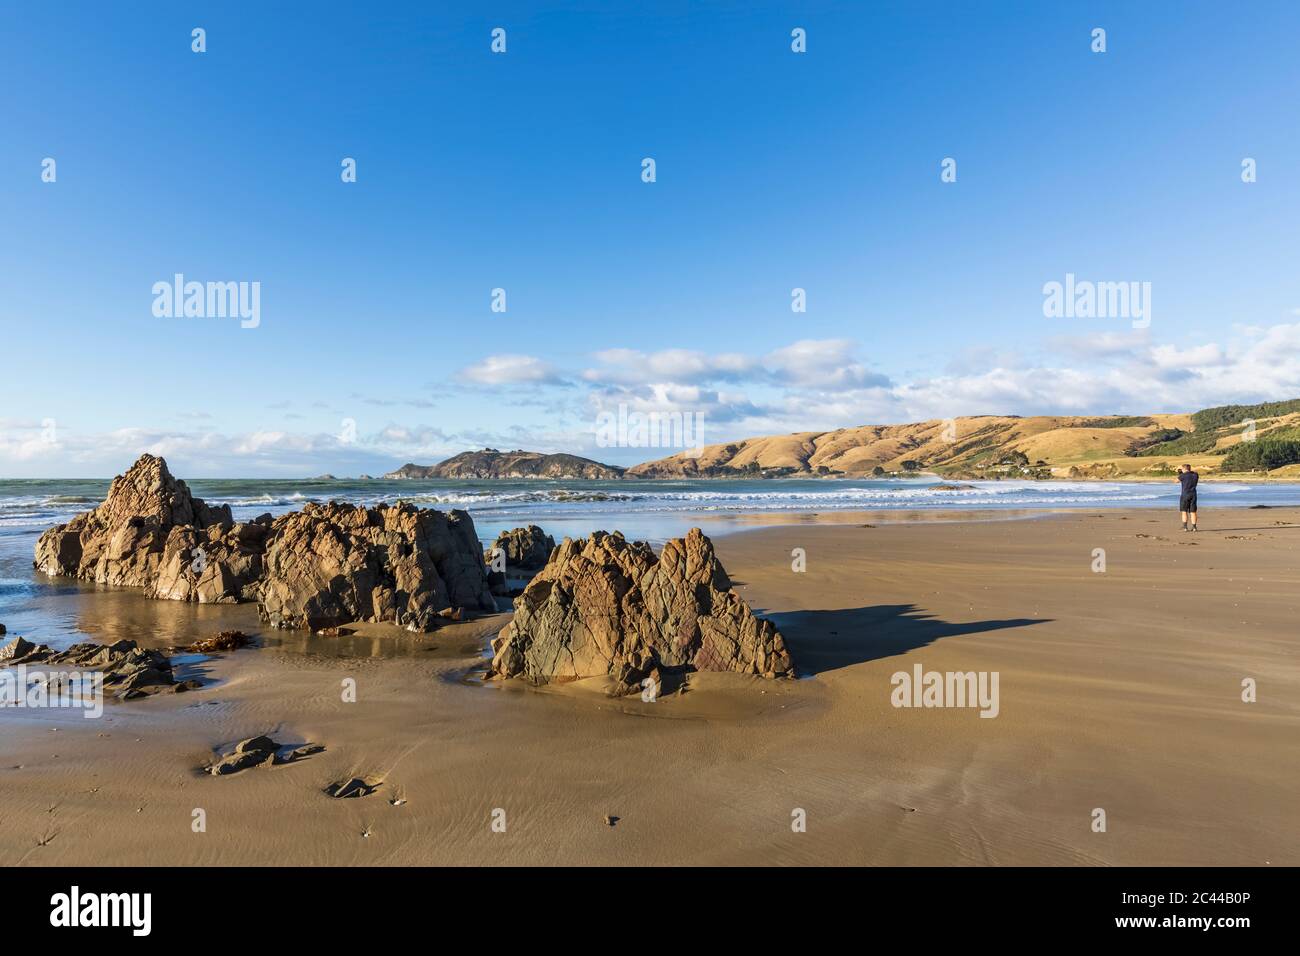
2, 508, 1298, 866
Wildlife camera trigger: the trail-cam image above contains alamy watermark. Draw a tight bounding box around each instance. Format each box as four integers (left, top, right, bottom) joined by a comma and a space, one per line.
595, 404, 705, 457
49, 886, 150, 936
891, 663, 999, 718
152, 274, 260, 328
1, 666, 103, 718
1042, 273, 1150, 329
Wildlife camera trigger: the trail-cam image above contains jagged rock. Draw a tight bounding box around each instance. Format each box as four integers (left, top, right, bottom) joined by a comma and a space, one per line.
33, 454, 264, 604
0, 623, 6, 635
33, 455, 496, 634
0, 636, 35, 662
488, 527, 794, 688
258, 501, 495, 632
489, 525, 556, 571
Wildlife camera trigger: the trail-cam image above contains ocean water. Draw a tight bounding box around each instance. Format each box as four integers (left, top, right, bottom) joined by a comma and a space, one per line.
3, 475, 1299, 650
3, 474, 1300, 537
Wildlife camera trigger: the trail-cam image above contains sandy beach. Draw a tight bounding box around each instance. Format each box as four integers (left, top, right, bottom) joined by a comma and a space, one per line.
3, 507, 1297, 867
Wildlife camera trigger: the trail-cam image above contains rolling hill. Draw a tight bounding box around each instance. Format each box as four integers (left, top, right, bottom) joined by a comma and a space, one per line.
625, 400, 1300, 479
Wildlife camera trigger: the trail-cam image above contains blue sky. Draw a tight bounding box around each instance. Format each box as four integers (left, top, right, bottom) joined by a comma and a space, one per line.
2, 0, 1299, 477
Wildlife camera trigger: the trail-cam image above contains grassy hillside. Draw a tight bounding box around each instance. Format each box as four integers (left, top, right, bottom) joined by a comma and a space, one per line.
626, 401, 1300, 479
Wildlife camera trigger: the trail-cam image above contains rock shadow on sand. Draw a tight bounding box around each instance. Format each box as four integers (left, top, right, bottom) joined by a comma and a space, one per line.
765, 604, 1049, 676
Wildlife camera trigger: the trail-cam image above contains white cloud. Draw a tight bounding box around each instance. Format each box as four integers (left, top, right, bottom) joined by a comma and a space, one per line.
765, 339, 891, 388
7, 326, 1300, 476
1149, 343, 1227, 369
581, 339, 889, 391
1048, 330, 1151, 361
458, 354, 563, 385
582, 348, 757, 386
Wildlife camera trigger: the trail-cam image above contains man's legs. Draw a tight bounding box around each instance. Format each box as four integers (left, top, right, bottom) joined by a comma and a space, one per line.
1189, 506, 1197, 530
1180, 509, 1189, 530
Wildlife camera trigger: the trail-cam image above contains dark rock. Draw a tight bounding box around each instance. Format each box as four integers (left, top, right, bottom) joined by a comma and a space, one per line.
489, 525, 556, 572
209, 749, 272, 775
2, 637, 185, 698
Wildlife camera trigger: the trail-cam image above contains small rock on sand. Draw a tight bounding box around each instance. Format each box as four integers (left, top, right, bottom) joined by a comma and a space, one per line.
207, 736, 324, 776
326, 776, 381, 798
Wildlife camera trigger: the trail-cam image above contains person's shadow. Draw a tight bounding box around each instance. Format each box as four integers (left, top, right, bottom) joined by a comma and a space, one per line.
763, 604, 1048, 676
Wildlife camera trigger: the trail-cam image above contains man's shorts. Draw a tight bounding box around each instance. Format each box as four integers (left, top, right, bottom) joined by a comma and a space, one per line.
1180, 493, 1197, 513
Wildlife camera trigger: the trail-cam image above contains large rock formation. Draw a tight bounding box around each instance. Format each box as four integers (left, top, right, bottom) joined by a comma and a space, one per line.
258, 501, 496, 632
34, 455, 496, 632
33, 454, 265, 603
488, 528, 793, 689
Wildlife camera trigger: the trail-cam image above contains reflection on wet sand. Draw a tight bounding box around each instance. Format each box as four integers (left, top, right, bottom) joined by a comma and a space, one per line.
51, 585, 507, 661
256, 617, 508, 660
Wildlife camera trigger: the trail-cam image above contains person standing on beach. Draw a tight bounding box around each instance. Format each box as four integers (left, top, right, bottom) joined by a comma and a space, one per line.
1177, 464, 1199, 531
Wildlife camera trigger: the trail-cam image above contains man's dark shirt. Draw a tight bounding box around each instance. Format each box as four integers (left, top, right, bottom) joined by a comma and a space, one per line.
1179, 470, 1199, 495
